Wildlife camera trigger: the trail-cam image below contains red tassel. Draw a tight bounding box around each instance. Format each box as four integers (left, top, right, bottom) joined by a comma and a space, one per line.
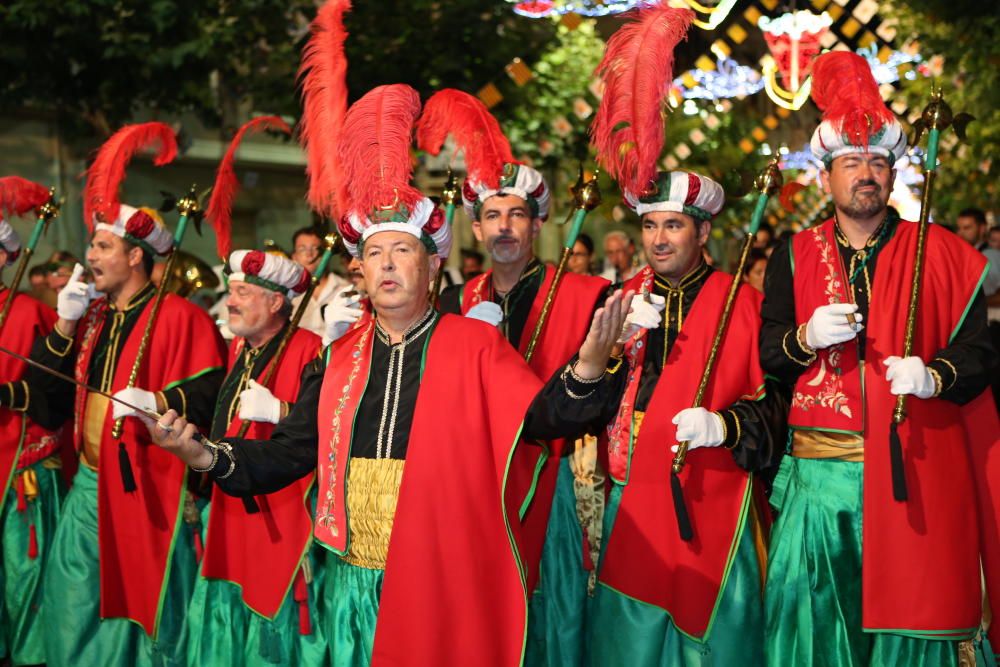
28, 523, 39, 560
339, 84, 424, 219
0, 176, 50, 220
299, 0, 353, 220
193, 530, 204, 563
83, 122, 178, 230
590, 2, 694, 196
15, 475, 26, 512
416, 89, 515, 188
581, 527, 594, 571
293, 571, 312, 635
205, 116, 291, 259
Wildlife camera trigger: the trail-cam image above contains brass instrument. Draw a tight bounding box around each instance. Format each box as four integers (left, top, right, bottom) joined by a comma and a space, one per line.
160, 250, 220, 298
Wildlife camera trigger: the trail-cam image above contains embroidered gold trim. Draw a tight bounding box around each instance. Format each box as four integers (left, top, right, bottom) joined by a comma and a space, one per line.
341, 457, 405, 570
783, 326, 816, 366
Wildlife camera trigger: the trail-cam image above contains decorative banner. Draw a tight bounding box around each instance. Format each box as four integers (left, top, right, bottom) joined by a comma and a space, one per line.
505, 57, 534, 86
674, 56, 764, 100
758, 10, 832, 110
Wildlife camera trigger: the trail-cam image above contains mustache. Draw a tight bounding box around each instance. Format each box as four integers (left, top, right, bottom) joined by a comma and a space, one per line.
853, 180, 881, 194
227, 307, 241, 316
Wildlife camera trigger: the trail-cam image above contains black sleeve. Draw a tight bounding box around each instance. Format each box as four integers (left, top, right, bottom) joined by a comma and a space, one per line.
208, 357, 324, 497
926, 289, 996, 405
522, 354, 628, 446
759, 240, 815, 386
21, 327, 77, 430
718, 378, 790, 485
436, 284, 463, 315
161, 368, 225, 426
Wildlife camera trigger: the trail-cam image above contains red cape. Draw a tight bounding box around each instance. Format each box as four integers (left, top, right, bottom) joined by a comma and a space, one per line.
0, 288, 61, 512
315, 314, 544, 666
462, 265, 608, 590
72, 293, 226, 636
599, 268, 766, 638
201, 328, 321, 618
791, 219, 1000, 643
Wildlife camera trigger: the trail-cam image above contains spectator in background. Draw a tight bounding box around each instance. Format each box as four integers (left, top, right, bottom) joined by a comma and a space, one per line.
289, 225, 348, 337
753, 221, 775, 251
27, 264, 52, 304
989, 225, 1000, 251
741, 248, 768, 293
45, 251, 80, 294
955, 207, 1000, 412
460, 248, 485, 281
600, 230, 642, 284
568, 233, 595, 275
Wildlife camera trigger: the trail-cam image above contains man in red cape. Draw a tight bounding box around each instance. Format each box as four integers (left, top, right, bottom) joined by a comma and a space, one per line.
21, 203, 225, 667
146, 83, 632, 667
586, 170, 787, 666
437, 160, 610, 667
0, 216, 65, 665
185, 249, 325, 665
760, 51, 999, 666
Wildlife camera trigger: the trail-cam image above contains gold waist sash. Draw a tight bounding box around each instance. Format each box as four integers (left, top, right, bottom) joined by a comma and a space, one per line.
82, 392, 110, 470
342, 457, 405, 570
633, 410, 645, 440
791, 429, 864, 462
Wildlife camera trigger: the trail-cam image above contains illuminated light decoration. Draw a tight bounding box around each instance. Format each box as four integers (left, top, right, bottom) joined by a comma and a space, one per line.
856, 45, 923, 85
758, 11, 832, 111
779, 146, 822, 172
511, 0, 643, 18
674, 0, 740, 30
673, 57, 764, 100
513, 1, 557, 17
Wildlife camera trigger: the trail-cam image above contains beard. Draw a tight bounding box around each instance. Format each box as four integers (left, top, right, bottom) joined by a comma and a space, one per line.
488, 236, 528, 265
839, 186, 887, 220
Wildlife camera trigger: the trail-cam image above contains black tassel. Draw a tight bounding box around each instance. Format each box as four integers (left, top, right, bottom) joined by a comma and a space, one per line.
242, 496, 261, 514
118, 441, 137, 493
670, 472, 694, 542
889, 421, 908, 502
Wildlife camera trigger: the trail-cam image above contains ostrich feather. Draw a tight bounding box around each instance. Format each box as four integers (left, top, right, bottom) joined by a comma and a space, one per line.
0, 176, 50, 220
811, 51, 893, 148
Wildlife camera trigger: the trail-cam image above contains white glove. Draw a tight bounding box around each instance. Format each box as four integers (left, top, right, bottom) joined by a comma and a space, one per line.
618, 293, 665, 343
238, 379, 282, 424
805, 303, 863, 350
883, 356, 937, 399
465, 302, 503, 327
322, 288, 364, 346
671, 407, 726, 451
111, 387, 158, 420
57, 263, 93, 321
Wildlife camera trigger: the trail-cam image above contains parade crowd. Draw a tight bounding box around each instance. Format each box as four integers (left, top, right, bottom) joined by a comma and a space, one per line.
0, 2, 997, 667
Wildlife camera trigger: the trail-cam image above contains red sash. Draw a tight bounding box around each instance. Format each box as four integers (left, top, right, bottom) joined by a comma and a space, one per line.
0, 289, 59, 512
599, 269, 765, 638
73, 294, 226, 636
201, 328, 321, 618
315, 314, 545, 666
791, 219, 1000, 639
461, 265, 609, 591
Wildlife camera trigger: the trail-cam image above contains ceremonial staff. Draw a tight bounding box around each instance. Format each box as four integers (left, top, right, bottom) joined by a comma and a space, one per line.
887, 88, 972, 502
668, 159, 782, 541
523, 167, 601, 363
110, 186, 200, 438
0, 182, 61, 332
429, 168, 458, 308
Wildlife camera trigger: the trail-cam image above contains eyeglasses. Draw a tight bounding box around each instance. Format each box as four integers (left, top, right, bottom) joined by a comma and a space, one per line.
294, 245, 322, 254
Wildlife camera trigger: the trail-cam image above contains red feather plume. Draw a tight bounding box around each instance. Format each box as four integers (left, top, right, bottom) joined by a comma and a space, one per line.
416, 89, 515, 189
83, 122, 177, 232
298, 0, 352, 221
590, 2, 693, 196
339, 84, 423, 217
0, 176, 50, 220
811, 51, 893, 148
206, 116, 291, 259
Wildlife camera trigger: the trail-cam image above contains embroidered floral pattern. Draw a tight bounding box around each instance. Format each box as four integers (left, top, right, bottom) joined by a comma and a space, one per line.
791, 228, 854, 418
72, 301, 107, 447
317, 325, 372, 536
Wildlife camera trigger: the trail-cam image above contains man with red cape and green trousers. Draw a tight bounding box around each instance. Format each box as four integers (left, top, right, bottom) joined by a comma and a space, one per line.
15, 123, 227, 667
422, 89, 611, 666
146, 82, 633, 667
760, 51, 999, 666
580, 5, 788, 664
184, 249, 326, 666
0, 187, 65, 666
